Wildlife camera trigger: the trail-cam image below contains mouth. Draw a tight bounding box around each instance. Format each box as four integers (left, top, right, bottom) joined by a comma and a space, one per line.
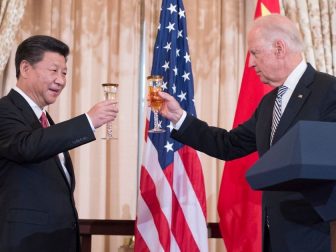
49, 88, 61, 96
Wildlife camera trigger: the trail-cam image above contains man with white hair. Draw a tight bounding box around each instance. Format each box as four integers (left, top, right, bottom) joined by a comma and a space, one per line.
158, 14, 336, 251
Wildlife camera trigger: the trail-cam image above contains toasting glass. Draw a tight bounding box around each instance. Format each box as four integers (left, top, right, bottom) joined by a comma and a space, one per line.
102, 83, 119, 139
147, 75, 165, 133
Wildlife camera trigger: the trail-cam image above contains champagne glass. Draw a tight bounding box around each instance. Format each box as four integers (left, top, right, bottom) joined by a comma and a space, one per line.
102, 83, 119, 140
147, 75, 165, 133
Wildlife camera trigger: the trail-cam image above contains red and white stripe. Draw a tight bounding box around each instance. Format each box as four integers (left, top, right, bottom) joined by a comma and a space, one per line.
135, 113, 208, 252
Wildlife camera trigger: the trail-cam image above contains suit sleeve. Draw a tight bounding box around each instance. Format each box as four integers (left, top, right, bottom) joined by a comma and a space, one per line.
171, 112, 257, 161
0, 110, 96, 163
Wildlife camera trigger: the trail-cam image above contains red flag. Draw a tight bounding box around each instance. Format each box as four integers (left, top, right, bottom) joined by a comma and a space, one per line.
218, 1, 280, 251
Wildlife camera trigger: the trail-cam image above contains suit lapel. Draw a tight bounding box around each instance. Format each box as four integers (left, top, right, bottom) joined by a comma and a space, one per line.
8, 90, 41, 129
272, 64, 315, 144
47, 112, 76, 191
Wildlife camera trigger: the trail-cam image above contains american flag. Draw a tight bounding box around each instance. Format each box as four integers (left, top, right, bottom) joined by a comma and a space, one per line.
135, 0, 208, 251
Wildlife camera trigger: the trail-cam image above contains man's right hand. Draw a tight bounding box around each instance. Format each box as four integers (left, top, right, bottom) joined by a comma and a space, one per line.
87, 100, 119, 129
158, 92, 184, 124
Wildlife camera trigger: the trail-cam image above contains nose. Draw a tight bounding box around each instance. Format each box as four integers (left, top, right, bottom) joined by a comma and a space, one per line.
55, 72, 66, 86
248, 53, 256, 68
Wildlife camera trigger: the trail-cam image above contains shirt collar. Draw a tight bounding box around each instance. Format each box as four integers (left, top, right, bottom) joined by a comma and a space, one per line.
13, 86, 46, 119
283, 60, 307, 90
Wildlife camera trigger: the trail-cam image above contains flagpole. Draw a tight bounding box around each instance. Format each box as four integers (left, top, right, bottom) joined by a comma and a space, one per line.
137, 0, 146, 202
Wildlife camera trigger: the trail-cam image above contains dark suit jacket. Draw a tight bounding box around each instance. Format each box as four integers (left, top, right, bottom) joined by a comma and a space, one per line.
172, 64, 336, 252
0, 89, 96, 252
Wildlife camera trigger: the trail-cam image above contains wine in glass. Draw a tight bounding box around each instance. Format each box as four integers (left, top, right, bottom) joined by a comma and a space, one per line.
102, 83, 118, 139
147, 75, 165, 133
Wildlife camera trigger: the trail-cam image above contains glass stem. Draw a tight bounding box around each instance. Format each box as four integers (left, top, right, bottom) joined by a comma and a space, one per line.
154, 111, 159, 130
106, 121, 113, 138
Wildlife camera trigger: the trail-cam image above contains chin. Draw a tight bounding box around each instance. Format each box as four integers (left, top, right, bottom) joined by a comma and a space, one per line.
267, 83, 280, 88
46, 97, 58, 105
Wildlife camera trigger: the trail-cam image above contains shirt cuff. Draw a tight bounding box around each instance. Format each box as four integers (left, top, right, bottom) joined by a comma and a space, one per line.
173, 110, 187, 130
85, 113, 96, 132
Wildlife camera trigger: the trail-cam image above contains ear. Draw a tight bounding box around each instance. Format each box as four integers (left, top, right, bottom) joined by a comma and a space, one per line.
19, 60, 32, 78
274, 40, 286, 58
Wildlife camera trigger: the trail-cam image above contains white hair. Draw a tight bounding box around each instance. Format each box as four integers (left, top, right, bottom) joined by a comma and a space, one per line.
252, 14, 304, 53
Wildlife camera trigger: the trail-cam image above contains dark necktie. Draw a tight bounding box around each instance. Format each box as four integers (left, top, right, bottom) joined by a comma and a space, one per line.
270, 85, 288, 145
40, 111, 49, 128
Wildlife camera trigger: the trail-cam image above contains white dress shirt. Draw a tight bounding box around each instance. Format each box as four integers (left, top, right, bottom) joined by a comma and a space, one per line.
281, 60, 307, 113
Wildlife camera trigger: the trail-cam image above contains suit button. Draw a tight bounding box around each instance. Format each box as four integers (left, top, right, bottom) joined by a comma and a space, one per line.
72, 221, 77, 229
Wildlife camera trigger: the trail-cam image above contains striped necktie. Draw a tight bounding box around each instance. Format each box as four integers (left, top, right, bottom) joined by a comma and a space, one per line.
270, 85, 288, 145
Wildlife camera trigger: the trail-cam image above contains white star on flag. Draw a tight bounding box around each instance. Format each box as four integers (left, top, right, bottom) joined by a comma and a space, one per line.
177, 91, 187, 101
182, 71, 190, 81
167, 121, 174, 132
177, 30, 183, 38
162, 61, 169, 71
162, 81, 168, 90
184, 52, 191, 63
178, 8, 185, 18
163, 42, 172, 51
167, 3, 177, 14
173, 66, 178, 76
172, 83, 177, 94
166, 22, 175, 32
164, 141, 174, 152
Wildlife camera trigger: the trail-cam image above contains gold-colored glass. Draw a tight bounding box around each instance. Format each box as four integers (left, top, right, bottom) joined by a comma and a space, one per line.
102, 83, 118, 139
147, 75, 165, 133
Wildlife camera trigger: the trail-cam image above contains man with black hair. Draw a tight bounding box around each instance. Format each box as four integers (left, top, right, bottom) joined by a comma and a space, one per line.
0, 35, 118, 252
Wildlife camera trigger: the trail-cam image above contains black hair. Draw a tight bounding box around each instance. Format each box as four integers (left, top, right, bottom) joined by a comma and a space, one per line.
15, 35, 70, 78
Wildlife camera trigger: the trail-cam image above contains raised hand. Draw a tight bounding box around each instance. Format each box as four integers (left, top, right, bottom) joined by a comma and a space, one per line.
87, 100, 118, 129
158, 91, 184, 124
